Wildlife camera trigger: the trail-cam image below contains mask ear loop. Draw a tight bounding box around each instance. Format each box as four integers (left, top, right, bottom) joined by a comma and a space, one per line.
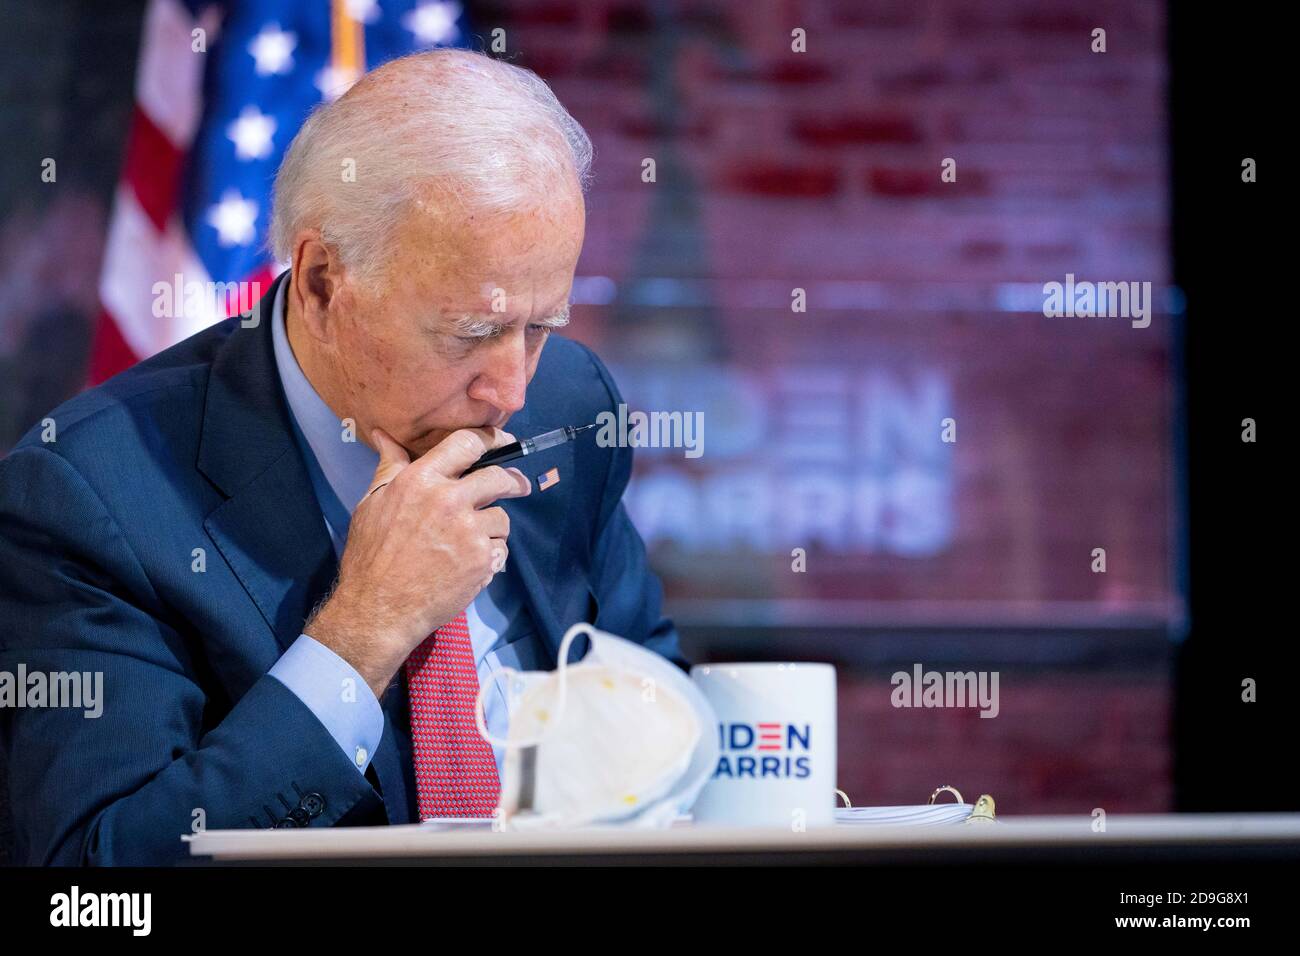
475, 622, 593, 749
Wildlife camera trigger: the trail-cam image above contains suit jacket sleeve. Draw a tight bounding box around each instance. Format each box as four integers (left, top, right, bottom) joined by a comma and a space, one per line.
0, 445, 384, 865
582, 347, 691, 672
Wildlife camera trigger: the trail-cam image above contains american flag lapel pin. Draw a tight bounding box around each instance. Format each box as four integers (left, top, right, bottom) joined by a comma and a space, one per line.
538, 467, 560, 491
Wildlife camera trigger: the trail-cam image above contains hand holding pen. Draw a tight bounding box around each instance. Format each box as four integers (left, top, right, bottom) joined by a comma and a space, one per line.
461, 423, 596, 475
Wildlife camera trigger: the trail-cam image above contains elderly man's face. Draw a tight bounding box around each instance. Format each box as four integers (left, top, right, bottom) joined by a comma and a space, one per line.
325, 188, 586, 458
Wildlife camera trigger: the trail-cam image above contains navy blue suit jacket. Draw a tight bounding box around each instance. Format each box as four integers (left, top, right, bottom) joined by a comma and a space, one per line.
0, 272, 686, 865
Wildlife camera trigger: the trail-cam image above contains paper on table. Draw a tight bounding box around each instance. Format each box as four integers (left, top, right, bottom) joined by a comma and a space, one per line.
835, 804, 978, 826
416, 806, 982, 829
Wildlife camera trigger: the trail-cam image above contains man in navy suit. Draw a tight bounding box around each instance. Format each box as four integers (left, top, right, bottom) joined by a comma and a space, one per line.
0, 50, 685, 865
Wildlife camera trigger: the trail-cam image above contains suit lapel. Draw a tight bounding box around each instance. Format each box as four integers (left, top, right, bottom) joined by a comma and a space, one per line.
500, 406, 580, 669
197, 272, 337, 653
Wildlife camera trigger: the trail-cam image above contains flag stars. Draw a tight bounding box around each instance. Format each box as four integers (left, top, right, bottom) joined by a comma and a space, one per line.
403, 1, 462, 47
227, 106, 276, 160
248, 23, 297, 76
206, 191, 259, 247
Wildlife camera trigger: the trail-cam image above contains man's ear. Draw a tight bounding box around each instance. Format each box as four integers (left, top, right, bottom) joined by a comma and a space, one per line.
290, 231, 344, 341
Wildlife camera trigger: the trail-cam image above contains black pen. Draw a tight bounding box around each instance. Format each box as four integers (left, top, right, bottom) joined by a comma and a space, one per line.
462, 423, 596, 475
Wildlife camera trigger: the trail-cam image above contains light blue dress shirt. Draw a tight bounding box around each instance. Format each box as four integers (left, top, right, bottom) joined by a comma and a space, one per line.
265, 276, 526, 780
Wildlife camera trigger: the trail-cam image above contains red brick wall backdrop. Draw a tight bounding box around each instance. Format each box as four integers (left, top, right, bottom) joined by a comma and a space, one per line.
478, 0, 1174, 812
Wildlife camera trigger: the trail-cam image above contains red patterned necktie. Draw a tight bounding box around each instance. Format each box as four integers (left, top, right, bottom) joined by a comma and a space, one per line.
405, 610, 501, 818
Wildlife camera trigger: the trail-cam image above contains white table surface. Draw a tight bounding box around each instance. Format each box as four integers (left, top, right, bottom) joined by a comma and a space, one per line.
184, 813, 1300, 862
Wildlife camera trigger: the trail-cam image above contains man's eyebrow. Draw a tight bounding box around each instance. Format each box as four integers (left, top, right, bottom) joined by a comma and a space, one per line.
537, 303, 571, 327
449, 304, 571, 338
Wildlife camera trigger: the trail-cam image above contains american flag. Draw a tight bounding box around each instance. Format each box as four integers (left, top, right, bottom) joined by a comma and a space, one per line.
88, 0, 471, 384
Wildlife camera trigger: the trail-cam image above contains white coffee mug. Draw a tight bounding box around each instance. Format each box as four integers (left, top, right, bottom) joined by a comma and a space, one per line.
688, 662, 837, 828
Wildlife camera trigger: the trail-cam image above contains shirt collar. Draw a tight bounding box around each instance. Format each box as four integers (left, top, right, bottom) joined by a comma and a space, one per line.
270, 274, 378, 516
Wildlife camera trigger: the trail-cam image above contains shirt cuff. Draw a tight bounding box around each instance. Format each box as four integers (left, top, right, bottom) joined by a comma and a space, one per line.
268, 634, 384, 774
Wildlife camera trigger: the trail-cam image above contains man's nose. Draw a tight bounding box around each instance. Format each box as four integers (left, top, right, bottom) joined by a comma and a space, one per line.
469, 336, 528, 417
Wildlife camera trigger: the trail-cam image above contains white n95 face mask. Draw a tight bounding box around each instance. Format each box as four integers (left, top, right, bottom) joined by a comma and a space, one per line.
474, 623, 717, 830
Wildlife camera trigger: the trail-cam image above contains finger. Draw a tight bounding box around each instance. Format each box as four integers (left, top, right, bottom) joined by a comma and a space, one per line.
460, 465, 531, 508
366, 427, 411, 496
474, 506, 510, 540
419, 427, 515, 480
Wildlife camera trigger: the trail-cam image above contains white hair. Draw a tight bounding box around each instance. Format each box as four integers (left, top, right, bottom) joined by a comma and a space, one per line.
269, 49, 592, 285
